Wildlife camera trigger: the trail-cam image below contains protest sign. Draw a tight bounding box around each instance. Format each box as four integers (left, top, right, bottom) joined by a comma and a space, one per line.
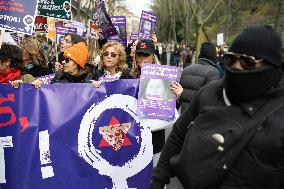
56, 26, 77, 45
110, 16, 127, 47
47, 17, 55, 41
0, 80, 152, 189
138, 11, 158, 40
34, 16, 48, 32
92, 0, 118, 37
38, 0, 71, 20
64, 20, 85, 36
0, 0, 38, 35
138, 64, 181, 121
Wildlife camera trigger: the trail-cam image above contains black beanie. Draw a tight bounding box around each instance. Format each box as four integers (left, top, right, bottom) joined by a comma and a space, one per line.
198, 42, 217, 64
229, 25, 282, 67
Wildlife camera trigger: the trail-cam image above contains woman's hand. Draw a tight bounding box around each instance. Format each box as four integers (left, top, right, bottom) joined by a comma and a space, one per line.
91, 80, 103, 88
170, 82, 183, 100
55, 62, 64, 72
32, 79, 44, 88
10, 80, 23, 88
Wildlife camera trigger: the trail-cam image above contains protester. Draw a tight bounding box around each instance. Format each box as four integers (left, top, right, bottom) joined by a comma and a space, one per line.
132, 39, 181, 168
131, 39, 160, 78
175, 42, 221, 113
52, 33, 86, 72
21, 37, 51, 77
51, 42, 91, 83
91, 41, 133, 87
151, 25, 284, 189
0, 43, 35, 86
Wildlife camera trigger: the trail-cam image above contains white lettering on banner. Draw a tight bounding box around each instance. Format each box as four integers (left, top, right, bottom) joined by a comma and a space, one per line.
0, 15, 20, 23
39, 130, 54, 179
0, 136, 13, 184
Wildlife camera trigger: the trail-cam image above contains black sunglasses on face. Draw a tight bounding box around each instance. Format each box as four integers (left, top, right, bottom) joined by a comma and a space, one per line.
102, 51, 117, 58
224, 52, 263, 70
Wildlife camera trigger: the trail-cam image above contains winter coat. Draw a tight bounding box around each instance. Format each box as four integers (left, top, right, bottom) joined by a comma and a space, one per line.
180, 58, 221, 113
51, 72, 92, 84
151, 79, 284, 189
23, 62, 52, 78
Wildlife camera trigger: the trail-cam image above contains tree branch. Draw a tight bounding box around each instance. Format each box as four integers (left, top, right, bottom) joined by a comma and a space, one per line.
203, 0, 222, 23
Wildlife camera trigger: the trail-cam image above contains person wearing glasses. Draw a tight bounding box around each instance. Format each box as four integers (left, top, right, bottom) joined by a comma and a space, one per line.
91, 41, 133, 88
50, 42, 91, 83
151, 25, 284, 189
52, 33, 86, 73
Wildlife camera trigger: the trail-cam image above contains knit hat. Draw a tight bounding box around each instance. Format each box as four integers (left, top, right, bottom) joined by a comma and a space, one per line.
136, 39, 155, 55
64, 42, 88, 68
229, 25, 282, 67
198, 42, 217, 63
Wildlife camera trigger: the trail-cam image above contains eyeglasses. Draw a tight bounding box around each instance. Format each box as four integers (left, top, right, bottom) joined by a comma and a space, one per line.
102, 51, 117, 58
224, 52, 263, 70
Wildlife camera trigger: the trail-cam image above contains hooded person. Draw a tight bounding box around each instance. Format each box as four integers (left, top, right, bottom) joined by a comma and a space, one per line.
151, 25, 284, 189
51, 42, 92, 83
172, 42, 221, 113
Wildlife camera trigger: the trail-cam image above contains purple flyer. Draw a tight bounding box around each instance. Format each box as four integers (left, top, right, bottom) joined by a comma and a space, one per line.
138, 11, 158, 40
109, 16, 127, 47
138, 63, 181, 121
92, 0, 118, 37
56, 26, 77, 45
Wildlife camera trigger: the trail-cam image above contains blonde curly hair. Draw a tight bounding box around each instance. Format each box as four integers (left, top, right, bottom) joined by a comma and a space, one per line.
21, 37, 48, 67
99, 41, 128, 72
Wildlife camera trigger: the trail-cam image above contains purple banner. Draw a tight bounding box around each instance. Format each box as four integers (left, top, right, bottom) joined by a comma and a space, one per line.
109, 16, 127, 47
0, 80, 153, 189
36, 74, 55, 84
92, 1, 118, 38
56, 26, 77, 45
0, 0, 38, 35
138, 64, 181, 121
138, 11, 158, 40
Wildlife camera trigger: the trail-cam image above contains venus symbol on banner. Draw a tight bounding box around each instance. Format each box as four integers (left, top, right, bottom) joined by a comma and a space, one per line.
78, 94, 152, 189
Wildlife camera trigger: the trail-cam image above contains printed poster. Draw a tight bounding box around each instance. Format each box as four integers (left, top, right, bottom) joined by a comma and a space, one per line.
138, 64, 181, 121
38, 0, 71, 20
138, 11, 158, 40
0, 0, 38, 35
110, 16, 127, 47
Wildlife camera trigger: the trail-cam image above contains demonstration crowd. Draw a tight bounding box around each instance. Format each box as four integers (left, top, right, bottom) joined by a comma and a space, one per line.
1, 24, 284, 189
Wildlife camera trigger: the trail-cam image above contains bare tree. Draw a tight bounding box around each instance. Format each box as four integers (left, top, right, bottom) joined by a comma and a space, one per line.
188, 0, 222, 60
275, 0, 284, 34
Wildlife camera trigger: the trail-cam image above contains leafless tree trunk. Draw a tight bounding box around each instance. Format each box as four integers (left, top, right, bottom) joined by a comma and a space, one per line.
275, 0, 284, 34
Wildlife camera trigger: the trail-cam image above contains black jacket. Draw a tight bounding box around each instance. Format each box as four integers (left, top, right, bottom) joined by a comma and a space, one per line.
23, 62, 52, 78
180, 58, 221, 113
51, 72, 92, 83
152, 78, 284, 189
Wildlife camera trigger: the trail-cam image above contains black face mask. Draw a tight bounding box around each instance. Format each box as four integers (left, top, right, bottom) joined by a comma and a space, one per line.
223, 65, 282, 104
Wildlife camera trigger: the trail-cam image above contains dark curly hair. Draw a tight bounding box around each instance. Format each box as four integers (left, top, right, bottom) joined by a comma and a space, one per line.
0, 43, 23, 69
65, 33, 87, 45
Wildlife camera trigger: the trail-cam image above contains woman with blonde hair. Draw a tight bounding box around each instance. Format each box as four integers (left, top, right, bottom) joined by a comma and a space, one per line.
21, 36, 51, 77
91, 41, 133, 87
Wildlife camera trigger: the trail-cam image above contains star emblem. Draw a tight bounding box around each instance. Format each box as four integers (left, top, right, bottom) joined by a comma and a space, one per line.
99, 116, 132, 151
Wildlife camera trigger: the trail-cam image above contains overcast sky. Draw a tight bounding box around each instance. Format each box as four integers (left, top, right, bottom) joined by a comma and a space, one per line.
125, 0, 153, 17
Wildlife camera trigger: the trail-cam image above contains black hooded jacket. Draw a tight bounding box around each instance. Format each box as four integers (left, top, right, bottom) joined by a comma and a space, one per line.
152, 77, 284, 189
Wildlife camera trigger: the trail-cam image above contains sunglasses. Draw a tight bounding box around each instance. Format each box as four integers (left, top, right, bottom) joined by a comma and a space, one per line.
63, 58, 71, 64
224, 52, 263, 70
102, 51, 118, 58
